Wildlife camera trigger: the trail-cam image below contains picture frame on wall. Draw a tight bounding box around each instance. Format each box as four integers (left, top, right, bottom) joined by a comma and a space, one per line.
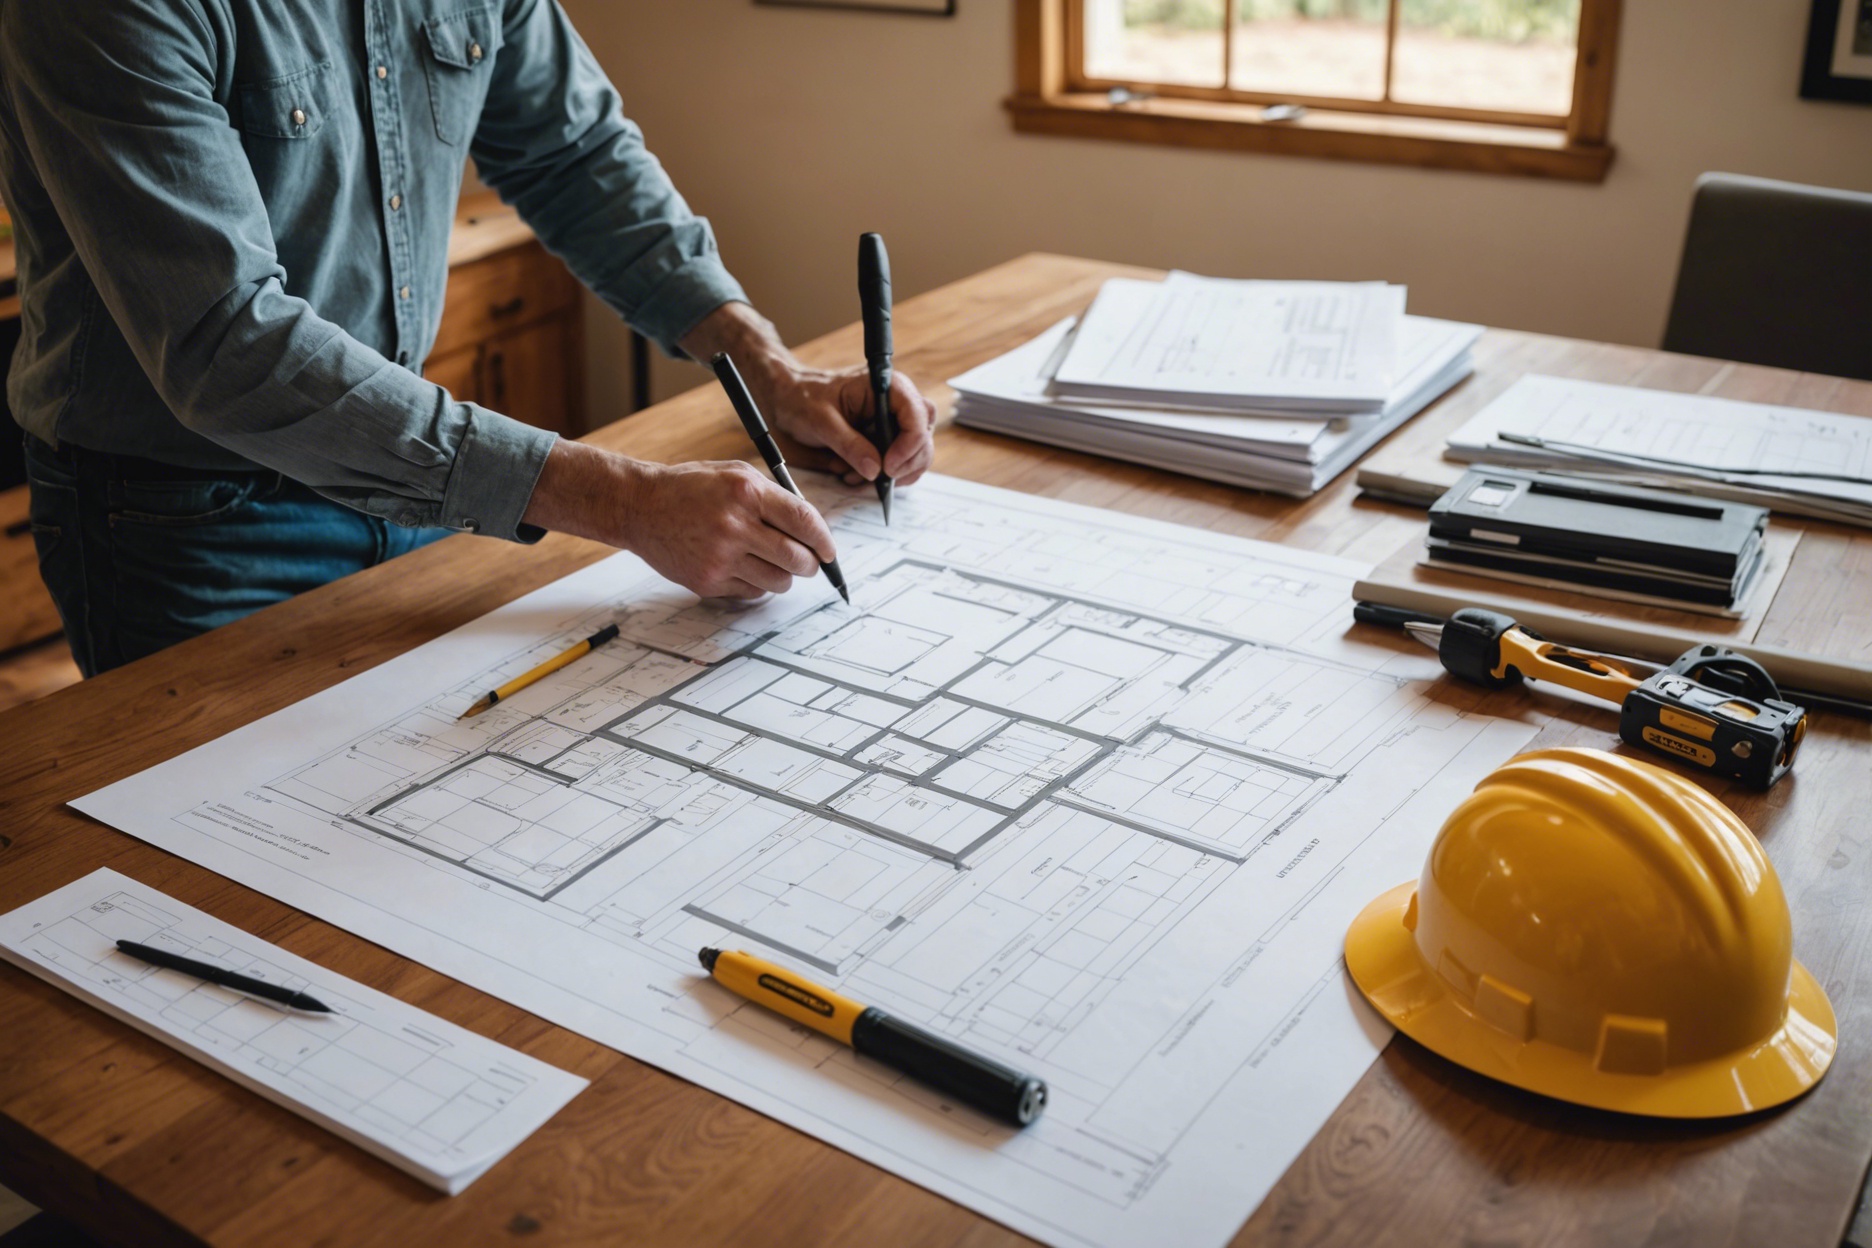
1802, 0, 1872, 103
755, 0, 955, 14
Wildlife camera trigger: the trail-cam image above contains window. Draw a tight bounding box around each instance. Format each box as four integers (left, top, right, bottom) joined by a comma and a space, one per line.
1010, 0, 1620, 180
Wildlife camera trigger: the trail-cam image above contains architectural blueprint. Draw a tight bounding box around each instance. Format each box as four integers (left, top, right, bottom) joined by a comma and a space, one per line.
0, 869, 586, 1193
74, 475, 1536, 1247
1053, 275, 1405, 411
1445, 374, 1872, 524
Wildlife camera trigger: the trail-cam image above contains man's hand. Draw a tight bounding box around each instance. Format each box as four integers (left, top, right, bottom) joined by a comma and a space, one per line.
521, 441, 834, 599
681, 302, 936, 487
519, 301, 928, 600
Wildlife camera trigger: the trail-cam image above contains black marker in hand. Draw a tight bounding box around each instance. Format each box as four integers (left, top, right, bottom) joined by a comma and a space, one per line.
859, 232, 896, 523
711, 353, 852, 604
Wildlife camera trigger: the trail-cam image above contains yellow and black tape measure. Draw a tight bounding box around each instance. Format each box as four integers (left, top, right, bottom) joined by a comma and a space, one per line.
1437, 609, 1805, 789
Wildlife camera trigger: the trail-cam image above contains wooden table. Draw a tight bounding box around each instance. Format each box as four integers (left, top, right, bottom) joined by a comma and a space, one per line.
1, 254, 1868, 1248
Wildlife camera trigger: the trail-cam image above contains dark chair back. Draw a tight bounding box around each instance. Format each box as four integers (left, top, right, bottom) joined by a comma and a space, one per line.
1663, 172, 1872, 381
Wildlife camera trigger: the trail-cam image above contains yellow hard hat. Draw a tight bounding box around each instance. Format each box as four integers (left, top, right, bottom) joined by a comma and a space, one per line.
1344, 747, 1835, 1117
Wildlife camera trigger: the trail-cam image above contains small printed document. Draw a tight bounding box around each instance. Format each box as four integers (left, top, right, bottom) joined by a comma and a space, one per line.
72, 476, 1533, 1248
0, 869, 587, 1194
1051, 273, 1406, 412
1446, 375, 1872, 526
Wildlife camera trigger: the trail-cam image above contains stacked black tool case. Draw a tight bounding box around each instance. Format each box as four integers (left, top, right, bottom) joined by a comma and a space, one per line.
1426, 468, 1768, 608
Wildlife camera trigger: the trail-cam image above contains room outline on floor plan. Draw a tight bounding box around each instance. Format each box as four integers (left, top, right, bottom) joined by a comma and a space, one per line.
308, 557, 1352, 888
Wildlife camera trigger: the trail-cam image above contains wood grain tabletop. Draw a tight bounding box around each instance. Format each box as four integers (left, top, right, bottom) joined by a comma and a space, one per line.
1, 253, 1868, 1248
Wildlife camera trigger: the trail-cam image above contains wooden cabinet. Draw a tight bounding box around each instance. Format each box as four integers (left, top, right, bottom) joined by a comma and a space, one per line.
481, 314, 575, 424
0, 229, 58, 659
419, 340, 481, 404
430, 196, 585, 436
0, 485, 59, 654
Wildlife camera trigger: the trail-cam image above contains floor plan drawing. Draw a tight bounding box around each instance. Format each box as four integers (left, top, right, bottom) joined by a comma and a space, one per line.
1053, 275, 1404, 408
0, 870, 587, 1193
74, 475, 1537, 1248
31, 888, 532, 1143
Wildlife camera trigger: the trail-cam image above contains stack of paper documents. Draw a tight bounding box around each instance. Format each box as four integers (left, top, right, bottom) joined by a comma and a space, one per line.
1053, 273, 1408, 412
1446, 376, 1872, 527
953, 274, 1480, 497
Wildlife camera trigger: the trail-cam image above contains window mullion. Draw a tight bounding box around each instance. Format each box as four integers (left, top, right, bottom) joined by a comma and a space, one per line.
1222, 0, 1238, 91
1383, 0, 1401, 103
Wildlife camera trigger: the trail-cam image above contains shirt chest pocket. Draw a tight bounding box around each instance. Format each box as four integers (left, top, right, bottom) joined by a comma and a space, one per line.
238, 61, 336, 140
423, 6, 504, 146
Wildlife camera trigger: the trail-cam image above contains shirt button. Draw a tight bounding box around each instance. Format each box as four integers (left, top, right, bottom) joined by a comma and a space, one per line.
397, 512, 419, 528
291, 107, 307, 127
461, 518, 480, 533
397, 351, 411, 365
469, 42, 483, 61
399, 285, 412, 300
389, 193, 402, 211
376, 65, 389, 80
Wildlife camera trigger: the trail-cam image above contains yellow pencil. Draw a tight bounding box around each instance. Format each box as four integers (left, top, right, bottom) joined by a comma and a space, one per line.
459, 623, 619, 719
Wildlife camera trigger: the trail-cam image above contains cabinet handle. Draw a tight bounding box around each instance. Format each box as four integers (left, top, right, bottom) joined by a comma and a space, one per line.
489, 296, 525, 319
3, 519, 29, 539
488, 351, 507, 405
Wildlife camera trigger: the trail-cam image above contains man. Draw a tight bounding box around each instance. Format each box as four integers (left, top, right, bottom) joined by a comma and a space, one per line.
0, 0, 935, 677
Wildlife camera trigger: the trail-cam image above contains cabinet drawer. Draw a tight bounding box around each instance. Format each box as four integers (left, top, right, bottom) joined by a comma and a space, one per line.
423, 344, 482, 403
432, 242, 577, 360
483, 317, 577, 436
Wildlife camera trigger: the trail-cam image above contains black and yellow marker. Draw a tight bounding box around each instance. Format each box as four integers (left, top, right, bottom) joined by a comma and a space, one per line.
459, 623, 619, 719
699, 947, 1047, 1128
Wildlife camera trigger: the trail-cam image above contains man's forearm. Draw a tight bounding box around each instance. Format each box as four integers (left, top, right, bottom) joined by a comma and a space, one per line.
679, 302, 798, 392
521, 304, 788, 542
520, 439, 641, 542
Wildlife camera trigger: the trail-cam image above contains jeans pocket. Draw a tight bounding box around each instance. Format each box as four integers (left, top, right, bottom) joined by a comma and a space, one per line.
25, 516, 89, 674
24, 450, 77, 558
27, 521, 62, 560
23, 436, 78, 493
112, 474, 280, 527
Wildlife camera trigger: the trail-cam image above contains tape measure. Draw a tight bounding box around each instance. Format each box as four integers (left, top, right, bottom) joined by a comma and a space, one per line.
1433, 609, 1806, 789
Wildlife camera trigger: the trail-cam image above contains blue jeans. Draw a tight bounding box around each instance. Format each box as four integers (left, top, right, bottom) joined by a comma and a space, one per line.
24, 435, 448, 676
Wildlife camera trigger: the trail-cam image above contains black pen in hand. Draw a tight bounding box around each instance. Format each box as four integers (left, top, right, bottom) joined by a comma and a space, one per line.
710, 353, 852, 605
859, 232, 896, 524
115, 940, 332, 1012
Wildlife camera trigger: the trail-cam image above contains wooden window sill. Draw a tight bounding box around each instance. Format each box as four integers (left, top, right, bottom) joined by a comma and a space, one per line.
1005, 91, 1614, 182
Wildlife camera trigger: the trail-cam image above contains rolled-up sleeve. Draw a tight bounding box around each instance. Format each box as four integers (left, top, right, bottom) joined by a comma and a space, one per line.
2, 0, 556, 541
469, 0, 748, 356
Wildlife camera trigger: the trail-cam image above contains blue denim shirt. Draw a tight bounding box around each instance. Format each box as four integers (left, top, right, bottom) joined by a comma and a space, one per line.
0, 0, 747, 540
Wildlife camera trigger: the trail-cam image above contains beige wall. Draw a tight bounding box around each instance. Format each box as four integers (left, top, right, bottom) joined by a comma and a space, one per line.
558, 0, 1872, 419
